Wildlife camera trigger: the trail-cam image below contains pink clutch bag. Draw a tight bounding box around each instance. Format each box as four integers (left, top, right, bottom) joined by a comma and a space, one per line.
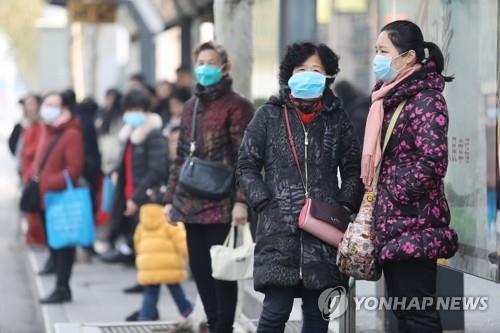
298, 198, 351, 247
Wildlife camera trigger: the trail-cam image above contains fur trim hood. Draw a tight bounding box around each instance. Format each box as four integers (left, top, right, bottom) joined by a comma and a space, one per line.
119, 113, 163, 144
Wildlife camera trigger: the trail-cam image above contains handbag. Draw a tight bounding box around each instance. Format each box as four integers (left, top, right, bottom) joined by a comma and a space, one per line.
20, 132, 64, 213
283, 106, 351, 247
210, 224, 255, 281
336, 100, 407, 281
179, 98, 234, 201
44, 170, 95, 250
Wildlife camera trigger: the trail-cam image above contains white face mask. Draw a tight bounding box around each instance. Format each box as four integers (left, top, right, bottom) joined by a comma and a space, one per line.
40, 105, 61, 124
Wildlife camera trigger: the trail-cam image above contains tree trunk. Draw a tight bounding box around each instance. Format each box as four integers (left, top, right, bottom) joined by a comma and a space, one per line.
213, 0, 254, 99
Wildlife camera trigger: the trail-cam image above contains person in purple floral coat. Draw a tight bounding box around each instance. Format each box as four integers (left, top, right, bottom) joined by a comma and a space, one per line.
362, 21, 459, 332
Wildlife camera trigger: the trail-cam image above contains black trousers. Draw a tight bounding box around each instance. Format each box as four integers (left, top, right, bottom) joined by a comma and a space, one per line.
185, 223, 237, 333
257, 284, 330, 333
40, 213, 76, 289
108, 214, 138, 252
383, 259, 442, 333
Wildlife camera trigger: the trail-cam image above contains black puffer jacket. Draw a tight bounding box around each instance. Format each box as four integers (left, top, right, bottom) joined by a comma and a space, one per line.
237, 89, 363, 292
109, 114, 168, 240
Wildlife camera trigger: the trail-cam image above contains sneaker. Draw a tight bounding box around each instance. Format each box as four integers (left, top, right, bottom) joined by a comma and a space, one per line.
172, 313, 194, 332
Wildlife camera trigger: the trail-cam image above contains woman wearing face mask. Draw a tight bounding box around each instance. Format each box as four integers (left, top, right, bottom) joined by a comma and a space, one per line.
164, 41, 253, 333
365, 20, 459, 332
30, 92, 84, 303
103, 89, 168, 272
237, 42, 363, 332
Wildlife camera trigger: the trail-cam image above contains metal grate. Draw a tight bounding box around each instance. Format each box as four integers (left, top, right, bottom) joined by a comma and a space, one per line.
96, 323, 176, 333
250, 320, 335, 333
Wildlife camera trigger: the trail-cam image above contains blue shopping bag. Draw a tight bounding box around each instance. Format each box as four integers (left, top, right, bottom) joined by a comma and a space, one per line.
101, 175, 115, 213
44, 171, 95, 250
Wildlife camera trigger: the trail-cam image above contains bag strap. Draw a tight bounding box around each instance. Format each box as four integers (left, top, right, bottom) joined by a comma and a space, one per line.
373, 99, 407, 187
189, 98, 200, 157
223, 224, 253, 248
283, 106, 306, 191
34, 131, 64, 180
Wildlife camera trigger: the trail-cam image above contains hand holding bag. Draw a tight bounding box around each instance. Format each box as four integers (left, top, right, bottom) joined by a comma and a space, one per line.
210, 223, 255, 281
44, 170, 95, 249
179, 98, 234, 201
283, 106, 351, 247
336, 100, 407, 281
20, 133, 64, 213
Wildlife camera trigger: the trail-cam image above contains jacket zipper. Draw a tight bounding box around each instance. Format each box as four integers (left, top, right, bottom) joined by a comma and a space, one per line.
297, 114, 309, 280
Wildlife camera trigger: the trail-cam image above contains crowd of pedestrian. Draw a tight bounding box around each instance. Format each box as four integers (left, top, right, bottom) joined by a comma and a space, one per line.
8, 19, 458, 333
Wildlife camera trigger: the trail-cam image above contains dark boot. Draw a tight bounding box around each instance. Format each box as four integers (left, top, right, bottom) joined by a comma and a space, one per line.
38, 254, 56, 275
125, 310, 159, 321
123, 283, 144, 294
40, 287, 72, 304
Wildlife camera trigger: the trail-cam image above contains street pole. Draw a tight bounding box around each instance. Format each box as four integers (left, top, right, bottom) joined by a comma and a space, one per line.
213, 0, 254, 99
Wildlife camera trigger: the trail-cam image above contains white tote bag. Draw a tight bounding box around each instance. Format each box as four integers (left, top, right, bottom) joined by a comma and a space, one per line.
210, 224, 255, 281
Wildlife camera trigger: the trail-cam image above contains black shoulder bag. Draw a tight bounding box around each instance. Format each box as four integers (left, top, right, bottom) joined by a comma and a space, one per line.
20, 133, 64, 213
178, 98, 234, 201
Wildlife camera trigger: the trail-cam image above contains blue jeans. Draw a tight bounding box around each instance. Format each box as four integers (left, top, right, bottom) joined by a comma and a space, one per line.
257, 284, 330, 333
138, 284, 193, 321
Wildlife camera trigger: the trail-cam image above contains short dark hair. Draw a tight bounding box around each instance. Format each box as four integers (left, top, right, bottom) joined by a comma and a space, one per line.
122, 89, 151, 112
130, 73, 145, 83
176, 65, 192, 74
169, 87, 191, 103
19, 93, 42, 106
381, 20, 454, 82
61, 89, 77, 111
279, 42, 340, 86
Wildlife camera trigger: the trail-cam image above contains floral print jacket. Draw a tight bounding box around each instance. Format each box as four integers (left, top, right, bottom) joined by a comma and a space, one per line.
373, 61, 459, 263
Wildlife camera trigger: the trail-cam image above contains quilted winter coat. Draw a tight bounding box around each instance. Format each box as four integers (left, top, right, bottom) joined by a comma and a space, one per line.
134, 204, 189, 285
166, 77, 254, 224
237, 88, 364, 292
373, 61, 459, 263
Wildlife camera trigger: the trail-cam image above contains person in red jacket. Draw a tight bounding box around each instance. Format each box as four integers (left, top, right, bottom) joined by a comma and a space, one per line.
18, 94, 45, 245
30, 91, 85, 304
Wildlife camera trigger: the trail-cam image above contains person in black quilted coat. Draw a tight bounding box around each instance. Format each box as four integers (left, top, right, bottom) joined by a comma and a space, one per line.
237, 42, 363, 333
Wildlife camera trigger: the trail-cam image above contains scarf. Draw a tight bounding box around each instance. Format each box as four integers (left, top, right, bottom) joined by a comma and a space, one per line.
361, 63, 422, 188
289, 93, 323, 126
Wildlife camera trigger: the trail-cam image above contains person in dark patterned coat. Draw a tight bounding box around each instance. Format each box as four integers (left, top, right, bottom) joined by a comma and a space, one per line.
237, 42, 363, 333
164, 41, 253, 333
363, 20, 459, 332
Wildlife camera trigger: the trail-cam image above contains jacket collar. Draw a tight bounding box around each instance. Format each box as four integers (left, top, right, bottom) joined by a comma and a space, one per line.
119, 113, 163, 144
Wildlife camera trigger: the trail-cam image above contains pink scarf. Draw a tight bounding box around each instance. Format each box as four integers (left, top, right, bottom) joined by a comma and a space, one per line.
361, 64, 422, 188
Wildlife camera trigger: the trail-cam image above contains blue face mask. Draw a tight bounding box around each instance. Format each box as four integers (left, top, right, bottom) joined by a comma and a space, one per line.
123, 112, 146, 128
372, 52, 408, 82
194, 64, 223, 87
40, 105, 61, 124
288, 71, 330, 99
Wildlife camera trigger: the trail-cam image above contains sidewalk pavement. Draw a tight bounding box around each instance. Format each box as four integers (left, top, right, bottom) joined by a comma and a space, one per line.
29, 247, 345, 333
28, 244, 375, 333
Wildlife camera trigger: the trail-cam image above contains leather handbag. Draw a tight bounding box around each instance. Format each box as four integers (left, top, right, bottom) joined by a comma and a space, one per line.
179, 98, 234, 201
20, 132, 64, 213
336, 100, 407, 281
283, 106, 351, 247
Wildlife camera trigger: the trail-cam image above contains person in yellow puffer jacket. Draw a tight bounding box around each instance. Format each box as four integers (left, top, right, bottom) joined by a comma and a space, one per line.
129, 203, 194, 325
